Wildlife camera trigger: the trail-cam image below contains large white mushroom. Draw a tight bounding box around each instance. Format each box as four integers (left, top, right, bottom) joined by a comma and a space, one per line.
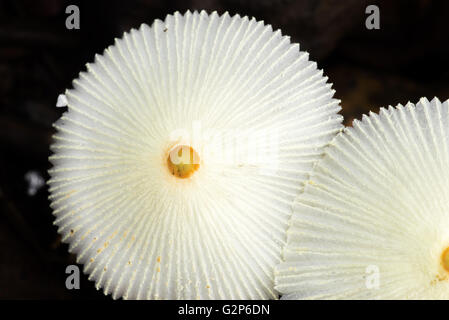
276, 97, 449, 299
48, 10, 342, 299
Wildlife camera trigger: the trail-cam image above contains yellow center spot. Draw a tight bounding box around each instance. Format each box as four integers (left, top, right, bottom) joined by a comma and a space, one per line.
167, 145, 200, 179
442, 247, 449, 273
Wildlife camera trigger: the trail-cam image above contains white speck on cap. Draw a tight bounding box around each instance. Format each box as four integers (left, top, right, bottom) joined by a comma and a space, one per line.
56, 94, 68, 107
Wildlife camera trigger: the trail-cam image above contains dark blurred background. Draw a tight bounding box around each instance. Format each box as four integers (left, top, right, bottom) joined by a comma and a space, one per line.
0, 0, 448, 299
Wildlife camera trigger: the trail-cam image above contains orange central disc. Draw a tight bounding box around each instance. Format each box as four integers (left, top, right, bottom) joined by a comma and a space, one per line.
167, 145, 200, 179
442, 247, 449, 273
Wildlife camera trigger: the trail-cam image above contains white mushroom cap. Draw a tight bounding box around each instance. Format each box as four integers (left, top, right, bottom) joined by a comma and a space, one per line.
48, 10, 342, 299
276, 97, 449, 300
